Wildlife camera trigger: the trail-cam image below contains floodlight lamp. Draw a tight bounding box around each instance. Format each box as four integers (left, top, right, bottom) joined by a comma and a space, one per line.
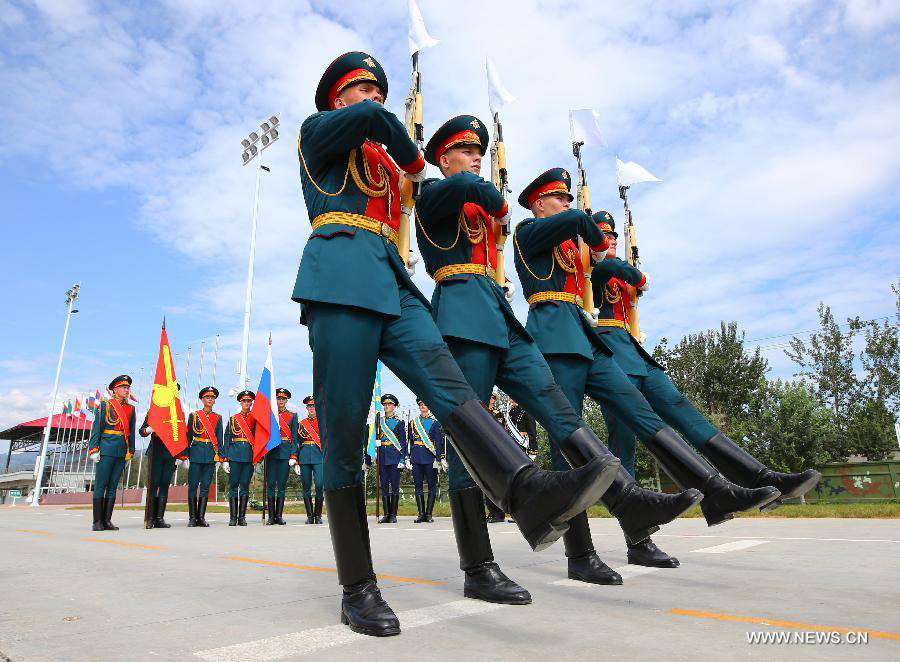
248, 131, 259, 144
261, 134, 270, 147
249, 144, 258, 157
260, 122, 271, 133
241, 138, 251, 149
269, 128, 279, 141
269, 116, 279, 127
242, 151, 251, 164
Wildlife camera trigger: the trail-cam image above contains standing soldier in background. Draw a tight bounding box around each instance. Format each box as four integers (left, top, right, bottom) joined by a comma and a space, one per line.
267, 388, 298, 526
222, 390, 256, 526
409, 399, 444, 523
139, 383, 188, 529
508, 399, 538, 458
185, 386, 223, 528
88, 375, 136, 531
297, 395, 324, 524
375, 394, 407, 524
590, 211, 821, 566
484, 392, 507, 523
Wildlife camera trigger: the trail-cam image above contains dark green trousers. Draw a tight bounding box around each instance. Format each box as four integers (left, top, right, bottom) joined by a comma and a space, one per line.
544, 352, 667, 471
187, 462, 214, 501
266, 458, 290, 497
299, 462, 324, 498
604, 367, 718, 476
148, 453, 176, 498
228, 461, 253, 497
445, 334, 583, 491
306, 286, 478, 491
94, 456, 126, 499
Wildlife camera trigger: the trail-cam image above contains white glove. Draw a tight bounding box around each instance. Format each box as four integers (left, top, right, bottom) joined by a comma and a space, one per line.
639, 332, 647, 345
289, 458, 297, 467
294, 464, 302, 476
581, 307, 599, 323
398, 461, 405, 469
497, 208, 512, 228
590, 247, 608, 263
183, 459, 189, 469
90, 452, 100, 462
222, 461, 230, 474
405, 459, 412, 470
176, 459, 189, 469
406, 261, 416, 277
441, 458, 448, 472
432, 460, 440, 469
405, 167, 427, 183
503, 280, 516, 303
638, 272, 650, 292
361, 463, 367, 473
145, 425, 154, 434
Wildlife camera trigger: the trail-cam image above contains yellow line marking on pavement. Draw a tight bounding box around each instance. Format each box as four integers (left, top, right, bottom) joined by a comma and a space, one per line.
81, 538, 163, 550
669, 608, 900, 641
223, 556, 448, 586
16, 529, 51, 535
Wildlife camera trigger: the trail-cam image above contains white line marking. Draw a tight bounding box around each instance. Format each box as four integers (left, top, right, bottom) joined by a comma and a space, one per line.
655, 533, 900, 544
690, 540, 769, 554
194, 599, 504, 661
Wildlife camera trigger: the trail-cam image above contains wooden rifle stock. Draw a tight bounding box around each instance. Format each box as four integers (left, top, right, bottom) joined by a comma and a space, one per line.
399, 54, 424, 267
573, 142, 595, 318
490, 112, 509, 286
619, 185, 642, 341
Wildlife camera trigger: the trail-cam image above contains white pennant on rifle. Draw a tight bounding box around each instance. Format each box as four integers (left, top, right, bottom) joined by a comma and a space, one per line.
408, 0, 439, 56
486, 57, 515, 116
616, 157, 662, 187
569, 109, 607, 149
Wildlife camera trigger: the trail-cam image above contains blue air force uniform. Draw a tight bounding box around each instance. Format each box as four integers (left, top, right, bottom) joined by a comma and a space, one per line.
375, 394, 407, 523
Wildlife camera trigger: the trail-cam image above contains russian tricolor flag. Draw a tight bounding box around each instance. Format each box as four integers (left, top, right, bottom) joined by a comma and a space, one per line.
251, 340, 281, 463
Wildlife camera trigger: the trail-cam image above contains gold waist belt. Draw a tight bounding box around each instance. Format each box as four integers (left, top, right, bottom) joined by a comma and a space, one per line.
527, 291, 582, 307
433, 263, 495, 283
311, 212, 398, 247
104, 430, 123, 436
191, 438, 213, 444
302, 441, 318, 445
596, 319, 626, 329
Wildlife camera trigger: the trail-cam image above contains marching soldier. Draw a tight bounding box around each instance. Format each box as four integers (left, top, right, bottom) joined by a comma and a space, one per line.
484, 392, 506, 523
294, 52, 612, 636
139, 384, 188, 529
296, 395, 324, 524
415, 118, 697, 598
222, 390, 256, 526
409, 399, 445, 523
590, 211, 821, 565
514, 168, 781, 579
88, 375, 136, 531
508, 400, 538, 458
185, 386, 223, 528
266, 388, 298, 526
375, 394, 407, 524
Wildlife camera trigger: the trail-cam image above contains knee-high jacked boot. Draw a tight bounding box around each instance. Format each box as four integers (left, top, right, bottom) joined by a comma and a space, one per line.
238, 495, 249, 526
228, 496, 238, 526
644, 428, 781, 526
414, 494, 426, 523
314, 495, 323, 524
274, 496, 287, 525
187, 494, 198, 527
327, 483, 400, 637
304, 496, 314, 524
450, 486, 531, 604
378, 495, 391, 524
564, 512, 622, 585
91, 499, 105, 531
425, 492, 436, 523
701, 432, 821, 510
154, 496, 171, 528
103, 496, 119, 531
443, 401, 620, 552
197, 494, 210, 527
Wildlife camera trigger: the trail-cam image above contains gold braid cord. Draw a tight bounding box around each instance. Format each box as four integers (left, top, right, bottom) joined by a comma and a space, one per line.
417, 207, 487, 252
298, 133, 392, 212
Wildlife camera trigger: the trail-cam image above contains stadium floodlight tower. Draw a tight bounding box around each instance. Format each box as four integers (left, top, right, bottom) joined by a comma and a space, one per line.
236, 116, 279, 393
32, 284, 80, 506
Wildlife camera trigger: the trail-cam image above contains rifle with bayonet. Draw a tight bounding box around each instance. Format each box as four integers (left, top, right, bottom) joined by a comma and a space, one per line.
572, 140, 596, 319
399, 52, 424, 268
619, 185, 642, 341
490, 112, 510, 286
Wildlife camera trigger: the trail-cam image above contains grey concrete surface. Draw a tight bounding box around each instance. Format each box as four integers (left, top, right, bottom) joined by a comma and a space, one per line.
1, 506, 897, 661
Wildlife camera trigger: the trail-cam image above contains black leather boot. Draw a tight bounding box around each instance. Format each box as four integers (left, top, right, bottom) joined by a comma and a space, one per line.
154, 496, 171, 528
702, 432, 822, 510
643, 427, 781, 526
485, 499, 505, 523
197, 495, 210, 527
314, 495, 323, 524
228, 496, 238, 526
378, 495, 391, 523
266, 496, 276, 525
238, 495, 249, 526
600, 466, 703, 545
274, 496, 287, 525
414, 494, 426, 523
187, 493, 197, 527
387, 494, 398, 523
144, 494, 156, 529
103, 496, 119, 531
564, 512, 622, 585
91, 499, 105, 531
627, 538, 679, 568
425, 492, 436, 523
327, 483, 400, 637
304, 496, 314, 524
444, 402, 619, 551
450, 487, 531, 605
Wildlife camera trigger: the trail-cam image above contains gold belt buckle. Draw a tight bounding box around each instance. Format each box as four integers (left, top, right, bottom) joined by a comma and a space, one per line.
381, 222, 392, 237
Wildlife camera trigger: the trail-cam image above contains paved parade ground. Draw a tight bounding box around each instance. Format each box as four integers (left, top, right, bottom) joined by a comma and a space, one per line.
1, 506, 897, 661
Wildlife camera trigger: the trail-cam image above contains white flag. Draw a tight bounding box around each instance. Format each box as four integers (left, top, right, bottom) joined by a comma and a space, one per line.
408, 0, 438, 56
486, 57, 515, 116
616, 157, 662, 187
569, 109, 607, 148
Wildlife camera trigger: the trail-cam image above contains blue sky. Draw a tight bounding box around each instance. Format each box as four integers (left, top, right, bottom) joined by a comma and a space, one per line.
2, 0, 899, 451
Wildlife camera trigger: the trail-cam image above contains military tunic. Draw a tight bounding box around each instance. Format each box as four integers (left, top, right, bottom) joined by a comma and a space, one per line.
592, 257, 717, 475
298, 415, 324, 499
88, 399, 136, 500
267, 410, 299, 498
223, 412, 256, 498
185, 409, 223, 502
409, 414, 443, 497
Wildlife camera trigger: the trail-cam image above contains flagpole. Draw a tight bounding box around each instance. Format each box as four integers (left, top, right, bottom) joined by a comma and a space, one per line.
52, 407, 73, 493
212, 334, 220, 387
81, 391, 96, 491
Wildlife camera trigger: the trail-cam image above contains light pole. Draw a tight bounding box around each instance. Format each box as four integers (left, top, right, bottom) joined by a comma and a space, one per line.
237, 116, 279, 392
32, 284, 80, 506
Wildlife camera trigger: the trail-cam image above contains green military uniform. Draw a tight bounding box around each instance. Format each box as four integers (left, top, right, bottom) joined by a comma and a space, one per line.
222, 390, 256, 526
186, 386, 224, 527
88, 375, 136, 531
267, 388, 298, 525
293, 53, 614, 637
139, 410, 187, 529
297, 395, 324, 524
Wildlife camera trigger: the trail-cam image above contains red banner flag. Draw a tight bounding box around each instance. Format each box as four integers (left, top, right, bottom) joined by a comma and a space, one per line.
147, 324, 188, 456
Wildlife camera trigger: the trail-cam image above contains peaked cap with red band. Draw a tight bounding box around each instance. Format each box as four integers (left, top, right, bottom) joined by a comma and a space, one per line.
276, 388, 291, 399
108, 374, 132, 390
199, 386, 219, 399
424, 114, 489, 166
303, 395, 315, 405
315, 51, 389, 112
236, 390, 255, 402
592, 210, 618, 238
518, 167, 574, 210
